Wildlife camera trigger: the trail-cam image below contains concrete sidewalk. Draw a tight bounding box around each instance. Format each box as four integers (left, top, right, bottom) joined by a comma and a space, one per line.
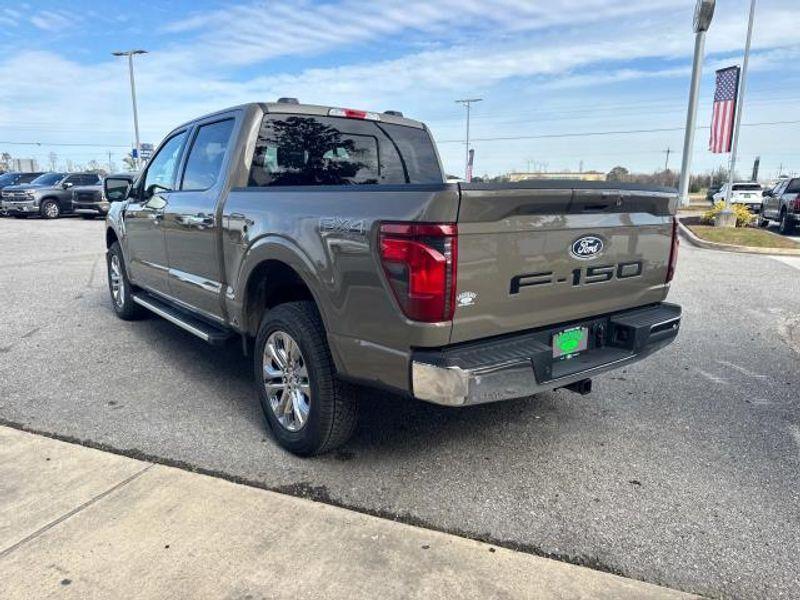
0, 426, 697, 599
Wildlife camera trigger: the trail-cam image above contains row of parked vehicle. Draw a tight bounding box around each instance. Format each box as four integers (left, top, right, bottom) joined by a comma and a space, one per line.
0, 171, 121, 219
705, 177, 800, 234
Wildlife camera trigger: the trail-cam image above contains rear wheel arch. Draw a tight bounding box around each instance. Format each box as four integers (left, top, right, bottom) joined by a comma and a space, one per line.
243, 259, 323, 336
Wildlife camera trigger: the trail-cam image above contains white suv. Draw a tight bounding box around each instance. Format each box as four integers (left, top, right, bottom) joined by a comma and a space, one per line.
712, 182, 764, 213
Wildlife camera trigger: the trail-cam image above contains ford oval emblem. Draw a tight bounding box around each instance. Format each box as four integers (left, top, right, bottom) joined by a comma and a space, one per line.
570, 235, 604, 259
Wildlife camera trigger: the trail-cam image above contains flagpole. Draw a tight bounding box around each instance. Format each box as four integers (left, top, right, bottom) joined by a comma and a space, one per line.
723, 0, 756, 212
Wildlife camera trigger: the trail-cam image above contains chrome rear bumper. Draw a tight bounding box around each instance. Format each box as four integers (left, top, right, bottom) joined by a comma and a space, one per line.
411, 302, 681, 407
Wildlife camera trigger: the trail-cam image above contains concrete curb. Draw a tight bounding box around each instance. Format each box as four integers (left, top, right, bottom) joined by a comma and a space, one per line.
677, 218, 800, 256
0, 426, 698, 600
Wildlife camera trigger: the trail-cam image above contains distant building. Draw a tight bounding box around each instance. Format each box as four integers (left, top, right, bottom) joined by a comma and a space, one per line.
507, 170, 606, 183
11, 158, 39, 172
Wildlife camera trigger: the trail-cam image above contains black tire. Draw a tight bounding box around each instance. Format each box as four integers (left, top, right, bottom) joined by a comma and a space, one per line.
758, 216, 769, 228
254, 301, 357, 456
779, 211, 796, 235
40, 199, 60, 219
106, 242, 145, 320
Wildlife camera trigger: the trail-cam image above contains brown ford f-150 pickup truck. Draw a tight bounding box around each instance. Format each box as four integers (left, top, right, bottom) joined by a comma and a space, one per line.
103, 99, 681, 455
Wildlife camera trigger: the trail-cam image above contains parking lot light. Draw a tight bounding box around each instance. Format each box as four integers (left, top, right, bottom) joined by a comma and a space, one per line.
112, 49, 148, 169
678, 0, 716, 208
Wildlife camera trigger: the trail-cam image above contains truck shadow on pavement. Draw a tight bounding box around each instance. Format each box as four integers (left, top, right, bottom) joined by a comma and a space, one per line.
130, 311, 557, 460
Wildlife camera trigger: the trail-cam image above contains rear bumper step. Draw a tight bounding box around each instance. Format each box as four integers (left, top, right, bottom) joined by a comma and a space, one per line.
411, 302, 681, 406
132, 293, 234, 345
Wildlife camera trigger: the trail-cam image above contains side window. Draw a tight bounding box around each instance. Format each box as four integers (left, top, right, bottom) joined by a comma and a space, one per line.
180, 119, 235, 191
65, 175, 81, 185
144, 131, 187, 194
85, 174, 101, 186
785, 179, 800, 194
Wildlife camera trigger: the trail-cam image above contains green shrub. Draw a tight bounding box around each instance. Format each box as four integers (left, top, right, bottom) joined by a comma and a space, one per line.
701, 201, 754, 227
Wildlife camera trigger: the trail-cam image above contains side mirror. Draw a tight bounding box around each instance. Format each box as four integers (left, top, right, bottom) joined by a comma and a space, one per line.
762, 190, 772, 197
104, 177, 132, 202
62, 182, 73, 189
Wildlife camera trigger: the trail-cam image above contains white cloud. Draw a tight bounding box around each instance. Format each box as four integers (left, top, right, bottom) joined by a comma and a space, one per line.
0, 0, 799, 176
29, 10, 72, 32
160, 0, 690, 67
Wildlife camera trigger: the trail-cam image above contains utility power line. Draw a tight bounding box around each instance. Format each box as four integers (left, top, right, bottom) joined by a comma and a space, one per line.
430, 92, 800, 127
0, 140, 130, 148
435, 119, 800, 144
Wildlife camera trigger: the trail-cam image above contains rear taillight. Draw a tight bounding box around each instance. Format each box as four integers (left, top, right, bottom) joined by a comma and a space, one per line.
379, 223, 458, 322
791, 197, 800, 212
666, 217, 679, 283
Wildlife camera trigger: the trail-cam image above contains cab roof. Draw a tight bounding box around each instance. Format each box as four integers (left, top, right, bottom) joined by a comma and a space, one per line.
175, 101, 426, 131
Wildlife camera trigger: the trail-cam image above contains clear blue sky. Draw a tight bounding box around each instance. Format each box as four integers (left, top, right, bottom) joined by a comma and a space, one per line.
1, 0, 798, 179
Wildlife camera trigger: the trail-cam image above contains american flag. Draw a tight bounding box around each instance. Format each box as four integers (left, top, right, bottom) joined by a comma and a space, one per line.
709, 66, 740, 154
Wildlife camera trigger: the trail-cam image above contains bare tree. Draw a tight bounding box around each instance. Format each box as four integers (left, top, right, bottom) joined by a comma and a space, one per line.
122, 156, 137, 171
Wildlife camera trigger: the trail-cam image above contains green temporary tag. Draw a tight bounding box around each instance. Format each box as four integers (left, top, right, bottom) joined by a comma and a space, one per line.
553, 327, 588, 359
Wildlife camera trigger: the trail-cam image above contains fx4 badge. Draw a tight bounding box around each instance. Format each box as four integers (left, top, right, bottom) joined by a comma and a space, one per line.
319, 217, 366, 235
570, 235, 604, 259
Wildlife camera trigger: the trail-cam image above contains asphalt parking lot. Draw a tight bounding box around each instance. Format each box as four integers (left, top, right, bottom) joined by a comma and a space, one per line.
1, 217, 798, 599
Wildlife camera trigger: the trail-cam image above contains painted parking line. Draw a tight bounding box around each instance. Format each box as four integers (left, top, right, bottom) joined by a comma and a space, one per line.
769, 255, 800, 271
715, 360, 767, 379
695, 369, 728, 385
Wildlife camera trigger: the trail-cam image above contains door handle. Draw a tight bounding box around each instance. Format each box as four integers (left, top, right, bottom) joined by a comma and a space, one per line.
229, 212, 254, 225
177, 213, 215, 228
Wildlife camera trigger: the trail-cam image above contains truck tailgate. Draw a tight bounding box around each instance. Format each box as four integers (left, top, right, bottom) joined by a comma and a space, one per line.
451, 182, 677, 344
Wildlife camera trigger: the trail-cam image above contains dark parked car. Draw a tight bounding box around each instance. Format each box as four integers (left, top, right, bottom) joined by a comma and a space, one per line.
0, 172, 45, 215
72, 173, 136, 219
760, 177, 800, 234
706, 185, 720, 202
1, 172, 102, 219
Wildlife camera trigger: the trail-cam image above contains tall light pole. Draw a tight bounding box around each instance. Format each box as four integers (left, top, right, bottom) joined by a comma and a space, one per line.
455, 98, 482, 181
678, 0, 715, 207
723, 0, 756, 211
112, 49, 147, 169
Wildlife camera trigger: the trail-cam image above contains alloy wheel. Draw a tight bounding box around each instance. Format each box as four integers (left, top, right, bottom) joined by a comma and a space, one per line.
109, 254, 124, 308
263, 330, 311, 432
